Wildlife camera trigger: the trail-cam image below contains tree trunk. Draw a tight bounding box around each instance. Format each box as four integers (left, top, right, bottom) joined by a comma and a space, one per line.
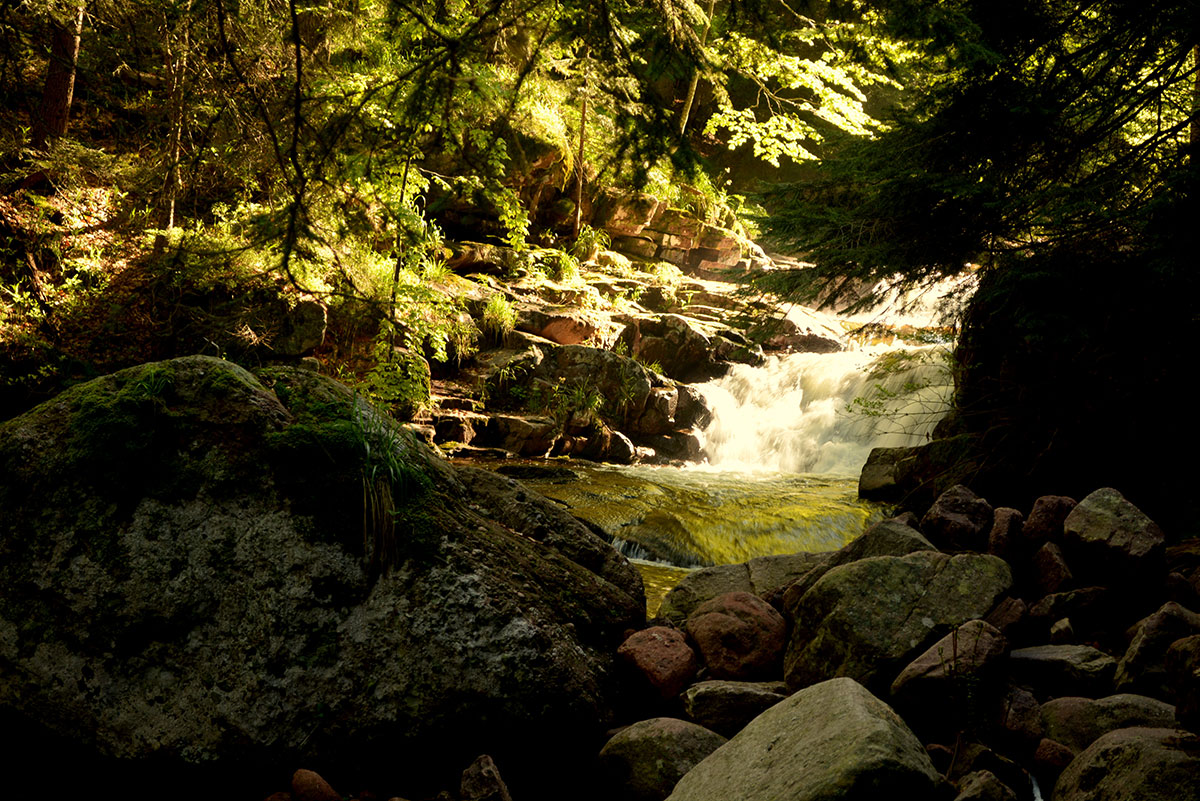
1192, 45, 1199, 151
676, 0, 716, 137
573, 86, 587, 240
162, 27, 189, 232
32, 3, 85, 150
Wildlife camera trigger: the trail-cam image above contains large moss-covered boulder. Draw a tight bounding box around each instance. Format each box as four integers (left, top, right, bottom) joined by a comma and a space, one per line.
0, 357, 644, 799
784, 552, 1012, 694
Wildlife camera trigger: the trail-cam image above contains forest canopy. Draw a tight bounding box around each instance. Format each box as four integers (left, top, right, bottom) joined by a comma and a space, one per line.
2, 0, 1198, 524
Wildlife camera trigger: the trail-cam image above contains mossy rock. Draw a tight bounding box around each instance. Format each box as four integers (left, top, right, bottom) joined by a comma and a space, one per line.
0, 356, 642, 800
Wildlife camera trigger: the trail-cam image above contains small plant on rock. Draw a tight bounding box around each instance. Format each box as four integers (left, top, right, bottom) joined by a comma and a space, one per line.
481, 294, 517, 345
572, 224, 610, 262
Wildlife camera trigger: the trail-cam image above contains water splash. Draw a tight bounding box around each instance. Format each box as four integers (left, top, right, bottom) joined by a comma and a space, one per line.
698, 345, 953, 475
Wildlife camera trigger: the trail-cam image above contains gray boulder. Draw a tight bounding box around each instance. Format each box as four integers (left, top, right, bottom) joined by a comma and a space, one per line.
1115, 602, 1200, 698
1062, 487, 1165, 589
781, 519, 936, 607
785, 552, 1012, 694
0, 357, 644, 799
890, 620, 1008, 737
665, 677, 941, 801
955, 770, 1018, 801
1040, 694, 1177, 754
681, 680, 789, 738
1009, 645, 1118, 700
658, 552, 829, 625
1053, 727, 1200, 801
921, 484, 994, 552
597, 718, 726, 801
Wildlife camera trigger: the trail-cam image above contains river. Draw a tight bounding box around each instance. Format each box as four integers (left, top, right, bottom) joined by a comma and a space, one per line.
516, 319, 957, 613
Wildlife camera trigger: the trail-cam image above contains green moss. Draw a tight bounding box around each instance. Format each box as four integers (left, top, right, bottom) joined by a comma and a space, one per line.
255, 365, 355, 425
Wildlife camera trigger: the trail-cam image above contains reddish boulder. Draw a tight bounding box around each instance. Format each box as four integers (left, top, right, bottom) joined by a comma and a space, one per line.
1032, 542, 1074, 597
988, 507, 1024, 561
685, 591, 787, 680
617, 626, 699, 700
1021, 495, 1077, 550
291, 769, 340, 801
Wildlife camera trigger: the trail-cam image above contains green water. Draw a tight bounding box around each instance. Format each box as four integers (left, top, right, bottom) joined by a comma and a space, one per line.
631, 559, 694, 618
514, 462, 889, 568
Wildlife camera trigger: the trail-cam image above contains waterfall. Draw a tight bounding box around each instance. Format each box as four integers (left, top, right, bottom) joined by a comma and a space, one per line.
698, 344, 954, 475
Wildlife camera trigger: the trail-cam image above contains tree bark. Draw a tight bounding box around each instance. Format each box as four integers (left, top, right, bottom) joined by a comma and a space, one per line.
676, 0, 716, 137
573, 86, 587, 240
32, 3, 86, 150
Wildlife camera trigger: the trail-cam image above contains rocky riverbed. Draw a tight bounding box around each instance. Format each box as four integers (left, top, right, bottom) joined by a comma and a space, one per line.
3, 355, 1198, 801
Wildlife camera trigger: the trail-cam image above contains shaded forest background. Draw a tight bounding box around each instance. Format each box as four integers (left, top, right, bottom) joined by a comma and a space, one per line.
1, 0, 1197, 530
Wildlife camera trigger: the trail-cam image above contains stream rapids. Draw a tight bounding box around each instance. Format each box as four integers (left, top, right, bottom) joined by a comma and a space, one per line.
514, 326, 958, 613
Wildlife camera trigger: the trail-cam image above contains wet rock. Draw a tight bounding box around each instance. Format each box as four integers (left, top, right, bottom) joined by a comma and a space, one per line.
1040, 694, 1177, 754
1115, 602, 1200, 698
685, 592, 787, 681
784, 552, 1012, 694
954, 770, 1017, 801
475, 414, 559, 456
858, 446, 916, 502
1053, 727, 1200, 801
597, 718, 726, 801
459, 755, 513, 801
1033, 738, 1076, 789
945, 742, 1032, 800
1008, 645, 1118, 700
681, 680, 788, 738
618, 315, 724, 383
664, 678, 941, 801
1062, 487, 1165, 590
634, 386, 679, 435
748, 312, 843, 354
454, 466, 645, 603
673, 384, 713, 430
920, 484, 994, 552
617, 627, 699, 700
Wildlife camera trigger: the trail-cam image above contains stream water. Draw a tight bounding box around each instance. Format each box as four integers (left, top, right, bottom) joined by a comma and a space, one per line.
519, 330, 957, 612
517, 277, 973, 612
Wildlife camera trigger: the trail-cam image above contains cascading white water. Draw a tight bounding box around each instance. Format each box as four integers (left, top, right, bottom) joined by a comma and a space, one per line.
698, 344, 954, 475
694, 269, 973, 476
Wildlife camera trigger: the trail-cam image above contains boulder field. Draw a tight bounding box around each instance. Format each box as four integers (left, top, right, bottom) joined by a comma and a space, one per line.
610, 483, 1200, 801
5, 356, 1200, 801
